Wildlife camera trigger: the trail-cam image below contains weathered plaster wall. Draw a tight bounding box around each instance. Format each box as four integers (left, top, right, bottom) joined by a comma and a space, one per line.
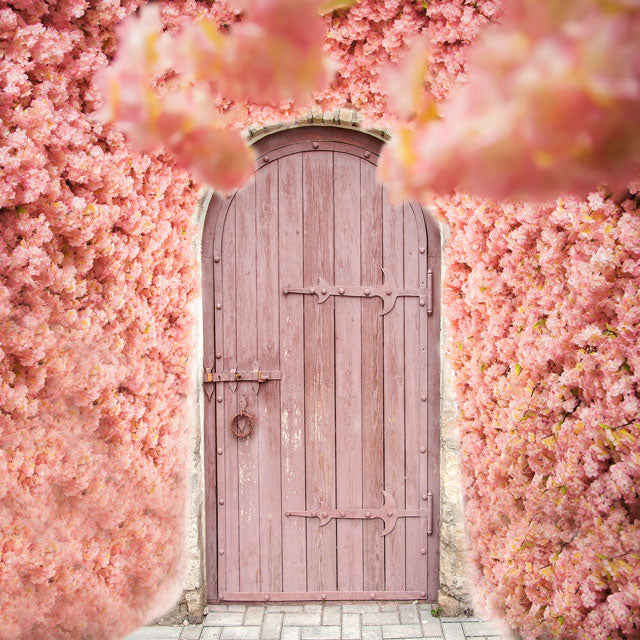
155, 118, 470, 624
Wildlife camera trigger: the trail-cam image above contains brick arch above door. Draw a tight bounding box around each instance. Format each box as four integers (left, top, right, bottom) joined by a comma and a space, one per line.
201, 125, 441, 604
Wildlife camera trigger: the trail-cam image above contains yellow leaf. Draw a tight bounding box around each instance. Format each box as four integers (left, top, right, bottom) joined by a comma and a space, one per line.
318, 0, 358, 15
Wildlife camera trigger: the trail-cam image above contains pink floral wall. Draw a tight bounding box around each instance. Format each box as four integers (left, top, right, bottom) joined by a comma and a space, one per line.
439, 188, 640, 638
1, 1, 638, 639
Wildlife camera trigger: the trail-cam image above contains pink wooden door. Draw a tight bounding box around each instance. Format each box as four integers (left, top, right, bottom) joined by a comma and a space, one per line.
203, 127, 440, 603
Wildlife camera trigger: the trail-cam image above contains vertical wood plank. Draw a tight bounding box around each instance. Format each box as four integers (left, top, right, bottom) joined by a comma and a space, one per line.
220, 200, 239, 593
334, 153, 363, 592
203, 249, 218, 602
382, 186, 406, 591
255, 162, 283, 592
303, 151, 337, 592
279, 154, 307, 592
235, 178, 261, 592
425, 207, 441, 602
403, 204, 422, 591
360, 161, 385, 592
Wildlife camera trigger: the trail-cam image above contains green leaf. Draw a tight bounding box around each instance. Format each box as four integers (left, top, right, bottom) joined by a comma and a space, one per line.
318, 0, 358, 15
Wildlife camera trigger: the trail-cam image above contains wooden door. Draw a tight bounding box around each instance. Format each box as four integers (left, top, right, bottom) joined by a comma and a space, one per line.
202, 127, 440, 603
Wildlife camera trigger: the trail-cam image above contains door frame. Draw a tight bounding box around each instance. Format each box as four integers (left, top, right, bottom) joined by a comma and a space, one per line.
201, 125, 441, 603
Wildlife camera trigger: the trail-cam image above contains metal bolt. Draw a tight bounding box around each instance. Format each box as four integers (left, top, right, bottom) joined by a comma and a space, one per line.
419, 247, 425, 254
217, 448, 223, 455
216, 352, 222, 359
264, 594, 270, 601
420, 300, 426, 307
386, 289, 392, 295
263, 156, 270, 163
420, 446, 426, 453
313, 142, 319, 149
310, 288, 316, 294
217, 396, 223, 403
364, 289, 371, 296
365, 511, 371, 518
364, 151, 371, 158
387, 510, 393, 517
285, 511, 291, 516
338, 288, 345, 294
421, 548, 427, 555
219, 549, 224, 555
321, 593, 327, 600
216, 303, 222, 310
321, 288, 327, 295
422, 493, 428, 500
370, 592, 376, 599
321, 511, 328, 518
420, 591, 427, 598
421, 395, 427, 402
219, 499, 224, 505
214, 255, 220, 263
340, 511, 346, 517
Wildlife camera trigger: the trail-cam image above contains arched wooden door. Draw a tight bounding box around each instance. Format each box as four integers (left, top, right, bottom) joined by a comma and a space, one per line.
202, 126, 440, 603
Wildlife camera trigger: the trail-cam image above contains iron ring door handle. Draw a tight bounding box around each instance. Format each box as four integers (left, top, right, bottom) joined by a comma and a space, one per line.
230, 410, 254, 438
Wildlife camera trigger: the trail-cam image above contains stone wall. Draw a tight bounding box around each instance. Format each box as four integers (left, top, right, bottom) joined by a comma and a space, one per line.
154, 119, 470, 624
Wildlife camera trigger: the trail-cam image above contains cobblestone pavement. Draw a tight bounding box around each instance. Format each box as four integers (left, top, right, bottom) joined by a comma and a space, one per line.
124, 603, 520, 640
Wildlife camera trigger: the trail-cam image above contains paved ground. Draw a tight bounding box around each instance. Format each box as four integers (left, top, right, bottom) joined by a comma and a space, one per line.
124, 603, 519, 640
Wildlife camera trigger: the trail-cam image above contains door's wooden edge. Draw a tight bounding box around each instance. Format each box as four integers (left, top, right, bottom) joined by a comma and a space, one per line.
214, 591, 433, 603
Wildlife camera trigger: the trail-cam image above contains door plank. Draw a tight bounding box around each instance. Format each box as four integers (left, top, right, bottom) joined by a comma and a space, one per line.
360, 160, 385, 592
403, 203, 422, 591
278, 154, 308, 592
220, 200, 239, 594
303, 151, 337, 592
235, 179, 261, 592
256, 162, 283, 592
382, 186, 406, 591
333, 152, 364, 592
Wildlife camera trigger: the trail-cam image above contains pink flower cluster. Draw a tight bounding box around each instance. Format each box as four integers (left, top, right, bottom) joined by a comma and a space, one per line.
99, 0, 331, 191
0, 2, 204, 638
380, 0, 640, 203
438, 183, 640, 638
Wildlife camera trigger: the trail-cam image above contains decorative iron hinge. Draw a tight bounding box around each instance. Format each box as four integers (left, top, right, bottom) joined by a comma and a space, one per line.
202, 364, 280, 400
285, 490, 427, 536
284, 268, 432, 316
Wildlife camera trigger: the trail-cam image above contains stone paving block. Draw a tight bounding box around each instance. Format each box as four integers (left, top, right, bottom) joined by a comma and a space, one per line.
244, 607, 265, 626
265, 605, 304, 613
204, 613, 245, 627
304, 605, 323, 614
422, 619, 443, 635
281, 627, 302, 640
261, 613, 283, 640
361, 612, 400, 626
201, 629, 223, 640
463, 622, 507, 637
361, 626, 382, 640
283, 613, 322, 626
221, 626, 261, 640
180, 624, 204, 639
442, 622, 465, 640
300, 626, 341, 640
381, 624, 422, 638
124, 627, 183, 640
209, 606, 229, 613
322, 605, 342, 625
399, 604, 419, 624
342, 604, 380, 614
341, 613, 361, 639
378, 603, 400, 612
227, 605, 248, 613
